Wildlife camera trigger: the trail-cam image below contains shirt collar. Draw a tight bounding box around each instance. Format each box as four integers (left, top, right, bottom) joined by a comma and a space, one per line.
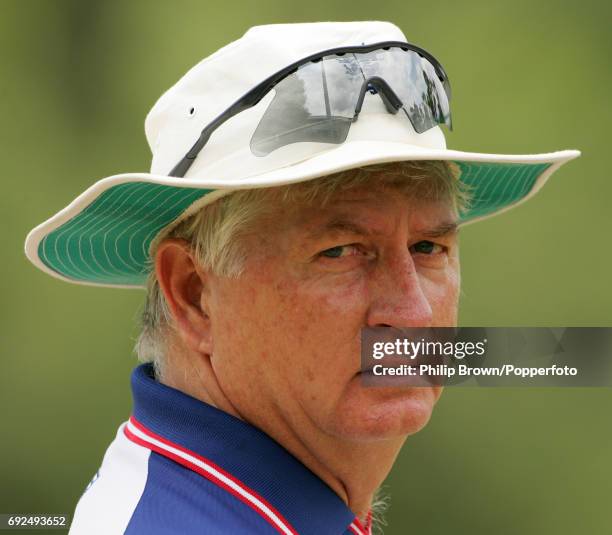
127, 363, 371, 535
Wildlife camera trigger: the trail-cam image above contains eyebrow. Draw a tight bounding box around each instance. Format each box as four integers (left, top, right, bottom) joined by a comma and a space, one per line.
304, 217, 459, 241
420, 220, 459, 238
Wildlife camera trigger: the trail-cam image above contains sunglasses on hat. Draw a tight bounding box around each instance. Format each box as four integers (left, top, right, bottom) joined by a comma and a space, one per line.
170, 41, 452, 177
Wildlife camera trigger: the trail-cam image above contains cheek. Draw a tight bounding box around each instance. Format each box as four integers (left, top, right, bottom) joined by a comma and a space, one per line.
267, 276, 371, 399
419, 264, 460, 326
214, 269, 370, 372
271, 274, 369, 350
216, 273, 371, 417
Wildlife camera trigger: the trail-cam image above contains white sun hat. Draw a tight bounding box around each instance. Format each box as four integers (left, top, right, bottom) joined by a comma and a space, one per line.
24, 21, 580, 288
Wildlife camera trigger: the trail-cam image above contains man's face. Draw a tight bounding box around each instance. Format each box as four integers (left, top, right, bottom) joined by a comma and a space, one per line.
203, 184, 460, 441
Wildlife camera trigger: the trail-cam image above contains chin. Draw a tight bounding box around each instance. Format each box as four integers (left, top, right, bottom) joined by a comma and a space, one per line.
330, 380, 443, 441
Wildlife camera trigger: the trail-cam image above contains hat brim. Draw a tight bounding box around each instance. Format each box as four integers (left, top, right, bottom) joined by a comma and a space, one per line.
24, 141, 580, 288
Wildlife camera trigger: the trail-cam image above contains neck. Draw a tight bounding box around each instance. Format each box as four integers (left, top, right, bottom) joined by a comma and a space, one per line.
162, 351, 405, 522
248, 404, 404, 523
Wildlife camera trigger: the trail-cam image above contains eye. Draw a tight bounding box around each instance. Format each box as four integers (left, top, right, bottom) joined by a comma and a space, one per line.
410, 240, 445, 255
320, 245, 357, 258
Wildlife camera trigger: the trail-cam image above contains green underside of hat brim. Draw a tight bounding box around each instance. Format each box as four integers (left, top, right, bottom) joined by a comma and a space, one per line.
37, 161, 551, 287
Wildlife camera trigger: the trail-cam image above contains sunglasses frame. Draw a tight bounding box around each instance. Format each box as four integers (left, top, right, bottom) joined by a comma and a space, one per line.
169, 40, 451, 177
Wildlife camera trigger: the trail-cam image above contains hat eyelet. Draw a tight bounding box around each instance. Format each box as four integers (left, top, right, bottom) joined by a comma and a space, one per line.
187, 106, 196, 118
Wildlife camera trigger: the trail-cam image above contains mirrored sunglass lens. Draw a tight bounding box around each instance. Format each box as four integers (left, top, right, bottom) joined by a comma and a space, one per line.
355, 48, 451, 134
250, 56, 363, 156
250, 47, 451, 157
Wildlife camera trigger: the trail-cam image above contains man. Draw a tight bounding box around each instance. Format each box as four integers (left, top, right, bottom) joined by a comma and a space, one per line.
25, 21, 578, 535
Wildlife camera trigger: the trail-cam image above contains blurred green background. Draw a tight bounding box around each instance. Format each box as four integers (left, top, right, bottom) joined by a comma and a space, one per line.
1, 0, 610, 533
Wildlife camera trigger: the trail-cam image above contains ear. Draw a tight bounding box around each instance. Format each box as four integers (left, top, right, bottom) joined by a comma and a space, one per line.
155, 238, 212, 355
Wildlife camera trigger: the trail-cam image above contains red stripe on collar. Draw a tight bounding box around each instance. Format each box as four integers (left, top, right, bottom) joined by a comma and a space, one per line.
348, 510, 372, 535
124, 415, 371, 535
124, 415, 299, 535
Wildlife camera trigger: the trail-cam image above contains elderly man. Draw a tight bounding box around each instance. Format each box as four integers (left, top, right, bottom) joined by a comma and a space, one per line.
25, 21, 578, 535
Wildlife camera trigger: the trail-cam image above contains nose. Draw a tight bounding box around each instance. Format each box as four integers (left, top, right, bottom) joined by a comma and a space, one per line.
366, 250, 433, 328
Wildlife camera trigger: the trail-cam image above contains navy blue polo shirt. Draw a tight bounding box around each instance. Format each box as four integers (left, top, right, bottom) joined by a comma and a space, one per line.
68, 364, 372, 535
